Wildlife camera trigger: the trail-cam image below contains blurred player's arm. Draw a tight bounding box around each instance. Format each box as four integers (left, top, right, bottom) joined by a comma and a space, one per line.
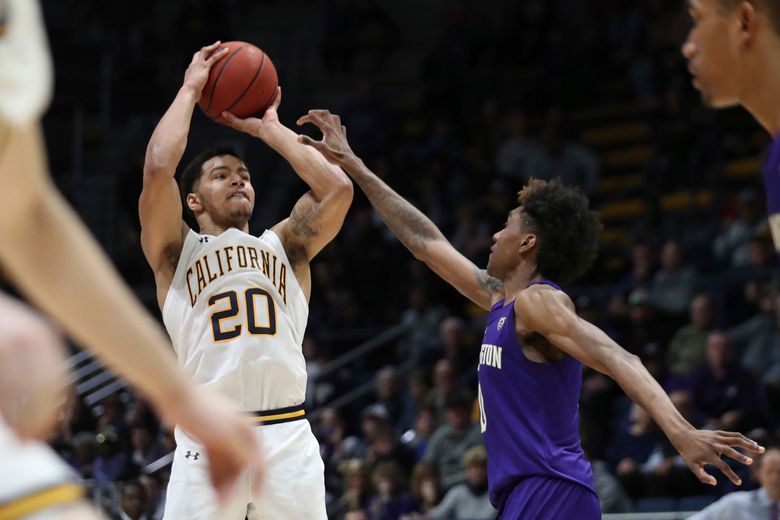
140, 42, 228, 309
515, 285, 764, 487
222, 94, 353, 262
0, 124, 263, 501
295, 109, 502, 310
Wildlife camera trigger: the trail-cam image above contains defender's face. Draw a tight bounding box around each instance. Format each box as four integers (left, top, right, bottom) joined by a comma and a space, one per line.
487, 208, 528, 279
194, 155, 255, 225
682, 0, 744, 108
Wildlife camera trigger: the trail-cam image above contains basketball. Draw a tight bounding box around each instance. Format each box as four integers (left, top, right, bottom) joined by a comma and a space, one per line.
198, 41, 278, 120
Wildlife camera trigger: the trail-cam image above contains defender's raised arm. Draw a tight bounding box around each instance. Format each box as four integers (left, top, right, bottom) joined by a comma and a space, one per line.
297, 110, 501, 310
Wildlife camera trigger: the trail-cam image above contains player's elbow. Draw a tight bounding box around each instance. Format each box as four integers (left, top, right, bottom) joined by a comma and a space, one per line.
333, 176, 354, 201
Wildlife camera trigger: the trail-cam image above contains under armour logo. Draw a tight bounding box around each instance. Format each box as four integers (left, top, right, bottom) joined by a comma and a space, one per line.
198, 237, 210, 243
497, 317, 506, 331
184, 450, 200, 460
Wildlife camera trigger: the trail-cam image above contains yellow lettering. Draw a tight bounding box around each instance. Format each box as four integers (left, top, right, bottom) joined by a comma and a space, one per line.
203, 254, 217, 283
186, 268, 196, 306
279, 264, 287, 305
260, 250, 270, 277
237, 246, 248, 268
225, 246, 235, 272
215, 249, 225, 276
195, 260, 207, 293
248, 247, 260, 270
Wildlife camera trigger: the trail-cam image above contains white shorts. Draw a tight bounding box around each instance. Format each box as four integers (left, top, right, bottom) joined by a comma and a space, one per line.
0, 417, 83, 519
163, 417, 326, 520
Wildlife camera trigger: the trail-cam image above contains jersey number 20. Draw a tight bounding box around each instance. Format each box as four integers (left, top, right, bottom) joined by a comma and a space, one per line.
208, 288, 277, 342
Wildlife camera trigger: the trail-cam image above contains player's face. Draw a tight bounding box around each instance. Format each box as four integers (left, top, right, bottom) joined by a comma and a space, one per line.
195, 155, 255, 226
682, 0, 744, 108
487, 208, 530, 279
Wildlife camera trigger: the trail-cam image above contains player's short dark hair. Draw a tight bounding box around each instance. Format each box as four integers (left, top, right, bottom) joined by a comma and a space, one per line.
718, 0, 780, 34
178, 146, 242, 214
518, 179, 602, 286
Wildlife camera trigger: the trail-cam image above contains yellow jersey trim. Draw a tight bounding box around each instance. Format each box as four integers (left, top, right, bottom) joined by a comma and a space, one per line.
0, 483, 84, 520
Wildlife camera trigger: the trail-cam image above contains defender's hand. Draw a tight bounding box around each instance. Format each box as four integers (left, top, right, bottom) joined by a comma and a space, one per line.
296, 109, 358, 168
183, 41, 229, 101
671, 428, 764, 486
220, 86, 282, 139
166, 387, 265, 504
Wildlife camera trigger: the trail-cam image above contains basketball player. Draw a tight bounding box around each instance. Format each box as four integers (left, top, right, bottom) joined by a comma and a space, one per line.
682, 0, 780, 248
297, 110, 764, 519
0, 1, 264, 517
139, 42, 352, 519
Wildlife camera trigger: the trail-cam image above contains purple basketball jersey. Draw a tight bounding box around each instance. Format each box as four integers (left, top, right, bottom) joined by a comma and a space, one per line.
764, 132, 780, 251
477, 280, 596, 510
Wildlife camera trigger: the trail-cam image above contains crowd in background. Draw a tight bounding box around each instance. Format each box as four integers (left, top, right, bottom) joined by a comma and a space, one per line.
4, 0, 778, 518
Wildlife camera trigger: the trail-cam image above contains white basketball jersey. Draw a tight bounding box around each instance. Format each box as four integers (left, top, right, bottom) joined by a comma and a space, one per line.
162, 228, 308, 411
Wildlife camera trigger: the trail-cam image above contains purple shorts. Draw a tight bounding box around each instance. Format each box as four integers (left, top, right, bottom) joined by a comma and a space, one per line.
497, 476, 601, 520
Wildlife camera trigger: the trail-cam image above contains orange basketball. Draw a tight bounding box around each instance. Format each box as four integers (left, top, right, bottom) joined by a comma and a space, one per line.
198, 41, 278, 120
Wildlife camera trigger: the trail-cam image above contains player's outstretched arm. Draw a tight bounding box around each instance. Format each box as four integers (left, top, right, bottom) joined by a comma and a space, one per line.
296, 109, 502, 310
140, 41, 228, 309
515, 285, 764, 487
221, 92, 353, 261
0, 124, 263, 502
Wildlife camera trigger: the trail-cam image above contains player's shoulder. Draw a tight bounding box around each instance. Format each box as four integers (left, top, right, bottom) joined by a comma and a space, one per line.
515, 282, 570, 310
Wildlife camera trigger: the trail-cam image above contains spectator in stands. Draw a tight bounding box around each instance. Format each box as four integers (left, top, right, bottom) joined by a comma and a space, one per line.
407, 463, 441, 515
423, 391, 481, 491
494, 110, 541, 184
611, 404, 663, 498
316, 407, 351, 496
425, 446, 496, 520
651, 239, 698, 319
366, 461, 418, 520
620, 288, 671, 363
330, 459, 372, 520
96, 394, 128, 439
685, 332, 759, 432
401, 287, 449, 363
111, 480, 148, 520
401, 405, 438, 462
532, 109, 601, 195
69, 430, 97, 479
425, 359, 457, 423
372, 366, 405, 426
688, 447, 780, 520
400, 368, 432, 432
616, 242, 656, 300
666, 293, 714, 378
138, 473, 165, 520
435, 317, 474, 381
713, 189, 767, 268
365, 423, 416, 475
728, 291, 778, 379
94, 425, 131, 482
129, 421, 163, 473
590, 457, 633, 514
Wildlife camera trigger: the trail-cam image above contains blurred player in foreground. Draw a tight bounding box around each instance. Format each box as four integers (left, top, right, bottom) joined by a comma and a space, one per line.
683, 0, 780, 248
298, 110, 765, 519
0, 1, 263, 517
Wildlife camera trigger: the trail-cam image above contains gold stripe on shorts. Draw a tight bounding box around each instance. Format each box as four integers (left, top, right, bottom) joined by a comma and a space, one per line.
0, 483, 84, 520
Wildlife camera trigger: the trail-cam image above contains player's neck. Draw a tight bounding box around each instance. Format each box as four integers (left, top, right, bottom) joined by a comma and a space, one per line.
197, 218, 249, 236
741, 43, 780, 136
501, 263, 543, 300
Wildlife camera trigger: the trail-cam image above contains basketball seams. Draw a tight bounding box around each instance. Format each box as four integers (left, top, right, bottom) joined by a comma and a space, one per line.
204, 44, 247, 116
225, 51, 266, 115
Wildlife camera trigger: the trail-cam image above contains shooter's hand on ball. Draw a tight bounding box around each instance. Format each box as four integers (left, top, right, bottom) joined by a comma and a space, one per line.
183, 41, 229, 101
220, 86, 282, 139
